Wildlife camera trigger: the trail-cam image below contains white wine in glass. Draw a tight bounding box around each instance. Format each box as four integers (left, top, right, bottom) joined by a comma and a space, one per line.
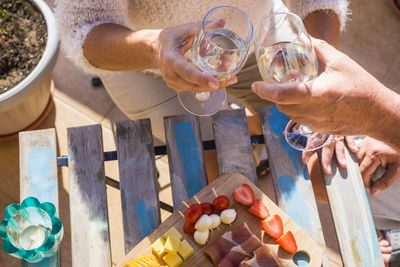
178, 6, 253, 116
254, 12, 331, 151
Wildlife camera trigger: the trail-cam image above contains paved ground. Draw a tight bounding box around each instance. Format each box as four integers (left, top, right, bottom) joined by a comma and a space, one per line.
0, 1, 399, 266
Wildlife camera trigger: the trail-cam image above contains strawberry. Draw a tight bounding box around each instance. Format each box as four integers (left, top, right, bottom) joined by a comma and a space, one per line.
261, 214, 283, 239
248, 199, 270, 219
276, 231, 297, 254
232, 184, 255, 206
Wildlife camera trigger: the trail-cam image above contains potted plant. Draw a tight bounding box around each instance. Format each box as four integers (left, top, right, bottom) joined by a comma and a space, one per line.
0, 0, 58, 140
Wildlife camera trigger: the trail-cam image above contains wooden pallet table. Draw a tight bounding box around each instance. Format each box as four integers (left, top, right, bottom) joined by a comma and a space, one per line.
18, 107, 383, 267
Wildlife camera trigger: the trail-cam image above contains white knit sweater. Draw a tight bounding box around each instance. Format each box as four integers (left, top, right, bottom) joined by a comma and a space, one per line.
55, 0, 349, 76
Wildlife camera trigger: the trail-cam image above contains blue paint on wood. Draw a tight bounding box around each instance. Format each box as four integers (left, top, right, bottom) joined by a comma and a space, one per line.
341, 185, 373, 265
359, 180, 383, 262
278, 175, 312, 232
174, 122, 207, 198
135, 200, 157, 237
28, 147, 57, 203
267, 106, 309, 180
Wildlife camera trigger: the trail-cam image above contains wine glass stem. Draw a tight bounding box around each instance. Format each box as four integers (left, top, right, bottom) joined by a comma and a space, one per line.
194, 92, 211, 101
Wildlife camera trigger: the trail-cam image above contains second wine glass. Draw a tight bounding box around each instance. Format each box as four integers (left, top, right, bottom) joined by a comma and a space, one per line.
178, 5, 254, 116
254, 12, 331, 151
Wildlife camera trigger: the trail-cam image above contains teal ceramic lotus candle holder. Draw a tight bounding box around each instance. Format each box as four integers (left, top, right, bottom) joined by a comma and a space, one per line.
0, 197, 63, 263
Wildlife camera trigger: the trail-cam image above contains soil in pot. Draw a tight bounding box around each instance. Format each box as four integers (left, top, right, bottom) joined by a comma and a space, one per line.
0, 0, 47, 94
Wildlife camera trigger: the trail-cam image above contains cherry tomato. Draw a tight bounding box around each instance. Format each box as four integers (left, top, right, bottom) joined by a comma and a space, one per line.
201, 202, 214, 215
183, 221, 196, 234
213, 196, 230, 211
184, 204, 203, 223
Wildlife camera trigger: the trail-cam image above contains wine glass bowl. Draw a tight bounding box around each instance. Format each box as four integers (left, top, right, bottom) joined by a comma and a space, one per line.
178, 6, 254, 116
254, 12, 331, 151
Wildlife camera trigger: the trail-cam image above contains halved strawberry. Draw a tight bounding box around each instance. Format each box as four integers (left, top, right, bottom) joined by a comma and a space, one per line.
232, 184, 255, 206
248, 199, 270, 219
276, 231, 297, 254
261, 214, 283, 239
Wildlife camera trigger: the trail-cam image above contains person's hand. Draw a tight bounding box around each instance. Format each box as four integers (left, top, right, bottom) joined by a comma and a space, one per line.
154, 21, 237, 93
251, 37, 391, 137
357, 137, 400, 196
302, 136, 359, 175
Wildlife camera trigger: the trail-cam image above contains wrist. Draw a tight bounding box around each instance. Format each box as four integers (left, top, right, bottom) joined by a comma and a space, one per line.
368, 85, 400, 145
128, 29, 162, 69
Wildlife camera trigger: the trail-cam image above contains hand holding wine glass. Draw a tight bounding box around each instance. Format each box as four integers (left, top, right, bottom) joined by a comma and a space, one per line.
253, 12, 331, 151
155, 21, 238, 94
178, 5, 254, 116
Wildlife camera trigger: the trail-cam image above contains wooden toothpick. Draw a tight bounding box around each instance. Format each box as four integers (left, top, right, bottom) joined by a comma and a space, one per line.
193, 195, 201, 204
212, 188, 218, 198
178, 210, 185, 218
182, 201, 189, 208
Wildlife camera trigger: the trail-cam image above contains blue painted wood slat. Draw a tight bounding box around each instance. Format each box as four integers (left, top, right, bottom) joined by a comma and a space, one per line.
319, 148, 384, 266
259, 106, 329, 266
116, 119, 161, 253
67, 124, 111, 267
212, 108, 257, 184
19, 129, 60, 267
164, 115, 208, 209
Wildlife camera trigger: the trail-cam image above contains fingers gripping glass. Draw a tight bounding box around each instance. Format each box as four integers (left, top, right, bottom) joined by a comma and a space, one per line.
254, 12, 331, 151
178, 6, 254, 116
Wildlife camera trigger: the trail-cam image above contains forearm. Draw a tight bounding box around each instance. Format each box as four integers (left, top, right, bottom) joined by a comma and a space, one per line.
303, 10, 340, 48
370, 88, 400, 152
83, 23, 160, 71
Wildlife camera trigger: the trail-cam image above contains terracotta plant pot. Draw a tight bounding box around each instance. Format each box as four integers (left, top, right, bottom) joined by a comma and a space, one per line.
0, 0, 58, 137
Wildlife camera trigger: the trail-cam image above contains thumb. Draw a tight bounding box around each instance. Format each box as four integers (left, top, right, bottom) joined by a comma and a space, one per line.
311, 37, 340, 65
251, 81, 311, 104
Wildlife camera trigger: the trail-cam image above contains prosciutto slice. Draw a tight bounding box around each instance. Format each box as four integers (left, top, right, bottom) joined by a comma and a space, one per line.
239, 245, 281, 267
204, 223, 253, 265
218, 235, 263, 267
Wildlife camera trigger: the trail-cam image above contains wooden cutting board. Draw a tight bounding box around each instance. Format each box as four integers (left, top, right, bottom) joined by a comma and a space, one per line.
118, 173, 323, 267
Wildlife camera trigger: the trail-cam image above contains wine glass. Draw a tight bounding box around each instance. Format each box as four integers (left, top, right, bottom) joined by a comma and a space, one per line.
178, 6, 254, 116
254, 12, 331, 151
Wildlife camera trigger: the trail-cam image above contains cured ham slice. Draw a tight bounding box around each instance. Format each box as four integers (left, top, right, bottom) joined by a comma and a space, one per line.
204, 223, 253, 265
239, 245, 281, 267
218, 235, 263, 267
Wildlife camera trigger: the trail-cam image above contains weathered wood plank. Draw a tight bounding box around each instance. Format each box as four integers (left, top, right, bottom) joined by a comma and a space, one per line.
116, 119, 161, 253
67, 124, 111, 267
19, 129, 60, 267
319, 148, 384, 267
164, 115, 208, 209
259, 106, 328, 266
212, 108, 257, 184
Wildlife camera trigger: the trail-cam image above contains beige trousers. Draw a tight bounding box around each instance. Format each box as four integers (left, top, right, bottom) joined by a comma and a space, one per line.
100, 54, 271, 142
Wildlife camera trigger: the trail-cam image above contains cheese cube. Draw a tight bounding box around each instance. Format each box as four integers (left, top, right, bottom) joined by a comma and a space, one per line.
163, 253, 183, 267
124, 254, 161, 267
177, 240, 193, 260
164, 227, 182, 241
164, 236, 181, 254
151, 237, 166, 257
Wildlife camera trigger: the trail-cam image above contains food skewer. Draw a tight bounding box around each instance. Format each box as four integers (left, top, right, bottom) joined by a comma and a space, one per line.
193, 195, 201, 204
212, 187, 218, 198
182, 201, 190, 208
